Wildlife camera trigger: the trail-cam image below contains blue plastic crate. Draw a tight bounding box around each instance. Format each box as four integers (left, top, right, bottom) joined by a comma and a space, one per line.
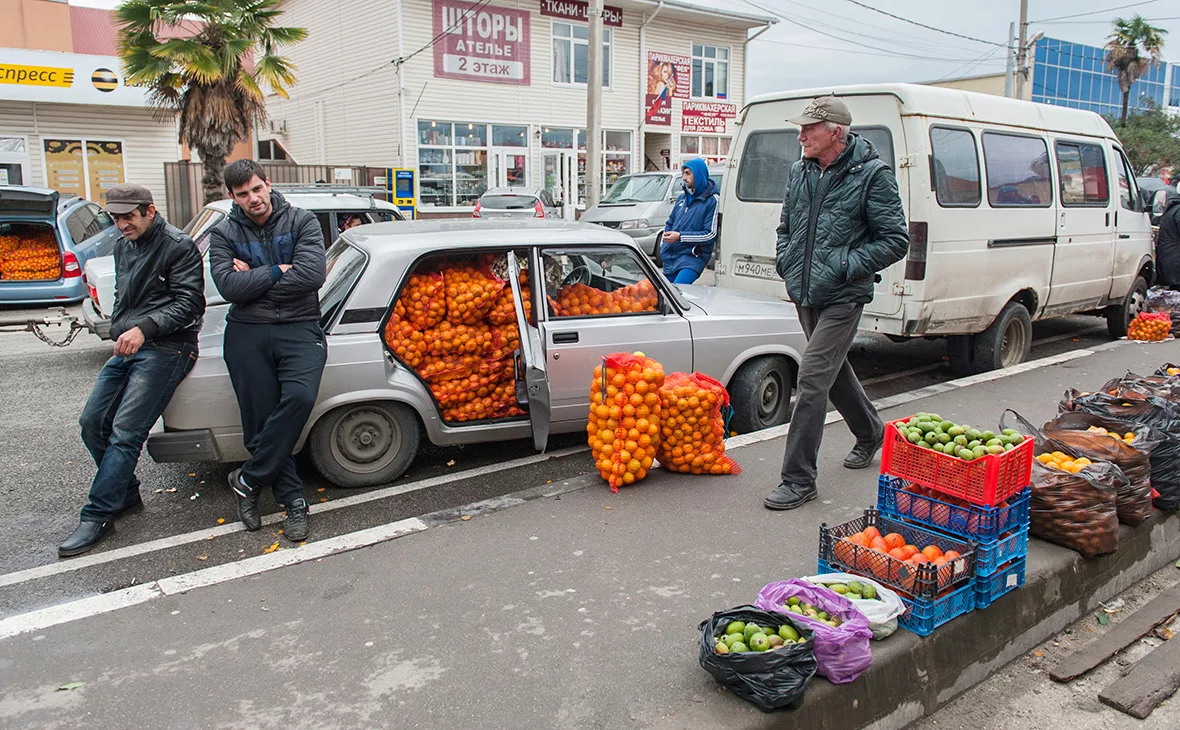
898, 583, 975, 637
975, 557, 1026, 609
878, 475, 1031, 543
976, 528, 1029, 577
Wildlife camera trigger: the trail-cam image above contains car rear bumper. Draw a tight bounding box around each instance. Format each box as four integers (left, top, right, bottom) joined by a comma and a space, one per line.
0, 279, 86, 305
81, 298, 111, 340
147, 428, 221, 462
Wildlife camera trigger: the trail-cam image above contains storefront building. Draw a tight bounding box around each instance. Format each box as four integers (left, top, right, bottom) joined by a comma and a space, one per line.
262, 0, 774, 216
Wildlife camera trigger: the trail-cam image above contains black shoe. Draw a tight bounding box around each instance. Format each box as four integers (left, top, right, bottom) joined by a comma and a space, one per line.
764, 482, 818, 510
230, 468, 262, 531
283, 499, 309, 542
58, 520, 115, 558
843, 429, 885, 469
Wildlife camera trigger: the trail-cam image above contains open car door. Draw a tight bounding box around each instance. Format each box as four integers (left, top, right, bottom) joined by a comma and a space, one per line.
508, 250, 551, 452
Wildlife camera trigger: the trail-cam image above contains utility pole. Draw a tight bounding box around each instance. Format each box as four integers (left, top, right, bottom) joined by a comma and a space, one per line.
1004, 21, 1016, 98
1014, 0, 1029, 100
586, 0, 603, 209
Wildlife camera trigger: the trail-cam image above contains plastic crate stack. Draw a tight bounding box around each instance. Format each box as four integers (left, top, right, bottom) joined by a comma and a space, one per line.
877, 417, 1034, 619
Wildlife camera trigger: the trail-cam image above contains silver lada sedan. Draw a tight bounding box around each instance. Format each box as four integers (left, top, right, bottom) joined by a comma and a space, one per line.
147, 220, 805, 487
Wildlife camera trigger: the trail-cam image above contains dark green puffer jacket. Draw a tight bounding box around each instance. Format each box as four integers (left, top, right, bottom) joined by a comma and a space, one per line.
774, 133, 909, 309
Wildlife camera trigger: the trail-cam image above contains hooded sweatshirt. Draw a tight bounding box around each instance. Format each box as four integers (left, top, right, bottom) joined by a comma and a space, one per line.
661, 157, 719, 277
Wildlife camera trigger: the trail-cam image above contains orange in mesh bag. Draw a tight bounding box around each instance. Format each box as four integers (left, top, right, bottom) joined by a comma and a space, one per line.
445, 259, 505, 325
400, 270, 447, 330
588, 352, 664, 492
658, 372, 741, 475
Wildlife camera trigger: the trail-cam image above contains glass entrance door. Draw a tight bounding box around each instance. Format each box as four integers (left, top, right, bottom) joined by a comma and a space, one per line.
491, 149, 529, 189
543, 152, 577, 220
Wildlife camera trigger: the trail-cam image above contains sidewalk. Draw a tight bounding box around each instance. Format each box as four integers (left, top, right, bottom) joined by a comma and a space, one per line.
1, 341, 1179, 729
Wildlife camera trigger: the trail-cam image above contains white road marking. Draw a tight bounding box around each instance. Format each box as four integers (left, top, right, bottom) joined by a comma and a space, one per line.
0, 444, 586, 590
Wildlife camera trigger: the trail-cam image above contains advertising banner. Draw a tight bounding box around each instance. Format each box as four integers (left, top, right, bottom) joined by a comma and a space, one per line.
681, 100, 737, 133
433, 0, 531, 86
644, 51, 690, 126
0, 50, 149, 107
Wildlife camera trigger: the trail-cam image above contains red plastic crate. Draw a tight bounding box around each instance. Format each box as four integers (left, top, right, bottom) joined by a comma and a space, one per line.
881, 418, 1034, 507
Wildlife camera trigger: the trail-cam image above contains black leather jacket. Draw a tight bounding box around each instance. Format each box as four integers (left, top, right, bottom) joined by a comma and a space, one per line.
1156, 192, 1180, 288
110, 215, 205, 343
207, 191, 326, 325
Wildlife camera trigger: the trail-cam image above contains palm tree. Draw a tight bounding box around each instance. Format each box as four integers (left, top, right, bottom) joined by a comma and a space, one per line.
1104, 14, 1167, 122
116, 0, 307, 204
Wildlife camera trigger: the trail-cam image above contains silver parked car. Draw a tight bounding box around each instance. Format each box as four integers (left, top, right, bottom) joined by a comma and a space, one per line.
474, 187, 561, 220
146, 220, 804, 487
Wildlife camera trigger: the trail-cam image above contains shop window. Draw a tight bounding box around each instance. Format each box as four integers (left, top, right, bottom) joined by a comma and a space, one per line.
552, 22, 611, 86
0, 135, 28, 185
256, 139, 289, 161
573, 131, 632, 199
493, 125, 528, 147
930, 127, 981, 208
691, 44, 729, 99
418, 121, 490, 208
542, 127, 574, 149
679, 135, 731, 167
43, 138, 124, 204
1056, 142, 1108, 207
541, 247, 660, 319
982, 132, 1052, 207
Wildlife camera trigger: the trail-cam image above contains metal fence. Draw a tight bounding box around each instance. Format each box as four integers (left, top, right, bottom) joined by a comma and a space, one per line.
163, 162, 387, 227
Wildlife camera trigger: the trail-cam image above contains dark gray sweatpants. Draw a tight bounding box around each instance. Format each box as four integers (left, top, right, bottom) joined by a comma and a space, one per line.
780, 302, 882, 487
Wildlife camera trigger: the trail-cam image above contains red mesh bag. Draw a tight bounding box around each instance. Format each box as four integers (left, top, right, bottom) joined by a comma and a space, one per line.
399, 270, 447, 330
445, 259, 505, 325
382, 313, 428, 369
423, 321, 495, 357
587, 353, 665, 491
488, 270, 532, 325
657, 372, 741, 475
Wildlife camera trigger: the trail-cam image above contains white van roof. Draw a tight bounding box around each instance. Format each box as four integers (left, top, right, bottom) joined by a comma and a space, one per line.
747, 83, 1117, 140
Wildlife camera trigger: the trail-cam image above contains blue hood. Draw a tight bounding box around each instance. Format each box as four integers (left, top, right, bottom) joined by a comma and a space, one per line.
682, 158, 711, 198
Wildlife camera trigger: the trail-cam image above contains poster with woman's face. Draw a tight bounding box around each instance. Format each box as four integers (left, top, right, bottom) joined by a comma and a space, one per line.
645, 51, 691, 126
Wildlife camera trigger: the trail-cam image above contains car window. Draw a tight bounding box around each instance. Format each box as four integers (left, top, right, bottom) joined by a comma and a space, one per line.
64, 205, 95, 244
735, 125, 895, 204
541, 247, 661, 319
319, 240, 369, 329
601, 174, 671, 203
930, 127, 981, 208
1115, 148, 1141, 212
314, 212, 333, 244
982, 132, 1052, 207
1056, 142, 1109, 207
183, 207, 220, 236
192, 210, 226, 255
540, 190, 556, 207
481, 195, 538, 210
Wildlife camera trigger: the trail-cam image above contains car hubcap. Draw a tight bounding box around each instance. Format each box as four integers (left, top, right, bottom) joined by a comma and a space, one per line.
758, 371, 783, 423
1000, 318, 1028, 369
331, 408, 400, 474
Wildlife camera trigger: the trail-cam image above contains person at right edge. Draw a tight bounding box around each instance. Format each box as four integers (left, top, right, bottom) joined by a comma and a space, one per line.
1154, 188, 1180, 290
208, 160, 327, 540
765, 97, 909, 511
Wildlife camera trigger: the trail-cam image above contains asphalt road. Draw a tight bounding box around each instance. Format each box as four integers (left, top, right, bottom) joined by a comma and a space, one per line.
0, 301, 1118, 621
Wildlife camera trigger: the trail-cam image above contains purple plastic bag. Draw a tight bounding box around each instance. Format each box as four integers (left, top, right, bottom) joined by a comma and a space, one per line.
755, 579, 873, 684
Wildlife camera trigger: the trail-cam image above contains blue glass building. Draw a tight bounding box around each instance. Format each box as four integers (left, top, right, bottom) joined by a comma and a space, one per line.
1031, 37, 1179, 116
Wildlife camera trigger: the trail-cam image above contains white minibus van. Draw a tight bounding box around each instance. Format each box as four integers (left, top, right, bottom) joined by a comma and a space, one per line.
716, 83, 1154, 374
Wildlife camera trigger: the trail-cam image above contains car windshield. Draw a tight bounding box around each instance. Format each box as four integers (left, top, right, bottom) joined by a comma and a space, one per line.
481, 195, 537, 209
319, 240, 368, 328
601, 175, 670, 203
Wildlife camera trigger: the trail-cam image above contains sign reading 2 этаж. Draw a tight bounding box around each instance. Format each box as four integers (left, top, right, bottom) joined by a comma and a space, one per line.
433, 0, 531, 85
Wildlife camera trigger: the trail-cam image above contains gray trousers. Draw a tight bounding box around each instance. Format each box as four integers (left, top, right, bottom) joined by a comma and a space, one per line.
780, 302, 882, 486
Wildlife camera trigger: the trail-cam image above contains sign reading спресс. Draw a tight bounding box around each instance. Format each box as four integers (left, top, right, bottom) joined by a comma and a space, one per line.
433, 0, 531, 85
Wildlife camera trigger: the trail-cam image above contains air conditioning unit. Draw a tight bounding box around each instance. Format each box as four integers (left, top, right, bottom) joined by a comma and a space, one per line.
268, 118, 287, 134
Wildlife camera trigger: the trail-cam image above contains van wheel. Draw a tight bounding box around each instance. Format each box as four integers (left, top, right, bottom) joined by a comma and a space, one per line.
973, 302, 1032, 372
1106, 276, 1147, 339
728, 356, 794, 434
946, 335, 976, 376
309, 402, 420, 488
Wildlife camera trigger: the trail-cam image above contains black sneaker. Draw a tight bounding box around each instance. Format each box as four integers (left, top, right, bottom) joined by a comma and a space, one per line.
230, 468, 262, 531
764, 482, 818, 510
283, 499, 310, 542
843, 429, 886, 469
58, 520, 115, 558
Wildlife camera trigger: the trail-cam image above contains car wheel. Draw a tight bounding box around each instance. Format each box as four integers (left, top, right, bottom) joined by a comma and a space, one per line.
972, 302, 1033, 372
309, 402, 420, 488
1106, 275, 1147, 339
728, 356, 794, 434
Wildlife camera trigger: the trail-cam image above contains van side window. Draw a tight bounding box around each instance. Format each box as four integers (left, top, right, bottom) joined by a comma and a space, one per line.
1055, 142, 1108, 206
736, 130, 800, 203
982, 132, 1052, 207
930, 128, 980, 207
1114, 148, 1140, 212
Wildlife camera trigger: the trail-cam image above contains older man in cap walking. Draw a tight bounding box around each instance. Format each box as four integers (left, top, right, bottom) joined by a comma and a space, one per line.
764, 96, 909, 511
58, 184, 205, 557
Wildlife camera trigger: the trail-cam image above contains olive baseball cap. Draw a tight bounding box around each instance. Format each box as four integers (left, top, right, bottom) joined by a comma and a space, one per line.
101, 183, 155, 214
788, 96, 853, 126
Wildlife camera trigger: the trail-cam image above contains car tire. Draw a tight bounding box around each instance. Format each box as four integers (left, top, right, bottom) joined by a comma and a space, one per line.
972, 302, 1033, 372
1105, 275, 1147, 339
946, 335, 976, 376
309, 401, 421, 488
728, 356, 794, 434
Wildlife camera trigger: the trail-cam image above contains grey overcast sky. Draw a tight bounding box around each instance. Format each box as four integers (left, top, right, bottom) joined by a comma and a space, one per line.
71, 0, 1180, 98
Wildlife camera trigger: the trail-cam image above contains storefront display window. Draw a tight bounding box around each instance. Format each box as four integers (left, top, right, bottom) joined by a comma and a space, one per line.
0, 135, 29, 186
691, 44, 729, 99
573, 130, 632, 200
542, 127, 574, 149
493, 125, 528, 147
552, 22, 611, 86
418, 120, 490, 208
680, 134, 730, 166
42, 138, 125, 204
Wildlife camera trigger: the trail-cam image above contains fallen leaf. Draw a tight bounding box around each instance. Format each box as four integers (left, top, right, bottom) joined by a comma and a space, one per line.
446, 460, 456, 467
317, 488, 325, 493
461, 515, 472, 521
154, 489, 163, 494
204, 536, 215, 541
1033, 650, 1045, 658
216, 518, 225, 525
263, 542, 280, 554
277, 529, 284, 534
1176, 558, 1180, 569
1098, 613, 1112, 626
605, 506, 611, 510
56, 682, 86, 691
165, 488, 177, 494
320, 497, 328, 502
1155, 626, 1174, 641
299, 542, 306, 547
260, 607, 270, 612
188, 473, 196, 477
196, 555, 208, 561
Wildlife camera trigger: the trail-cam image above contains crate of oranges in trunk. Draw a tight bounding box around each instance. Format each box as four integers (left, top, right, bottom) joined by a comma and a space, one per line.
588, 352, 664, 492
657, 372, 741, 475
1127, 311, 1171, 342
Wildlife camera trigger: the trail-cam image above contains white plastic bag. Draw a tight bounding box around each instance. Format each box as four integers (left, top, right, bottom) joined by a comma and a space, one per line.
802, 572, 905, 640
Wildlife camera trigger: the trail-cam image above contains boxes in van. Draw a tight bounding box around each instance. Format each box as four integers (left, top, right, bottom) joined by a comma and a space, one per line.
716, 83, 1154, 374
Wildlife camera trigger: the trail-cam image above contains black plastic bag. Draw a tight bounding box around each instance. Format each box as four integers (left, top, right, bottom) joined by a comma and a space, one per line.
1157, 363, 1180, 378
698, 606, 818, 713
1146, 288, 1180, 327
1061, 390, 1180, 512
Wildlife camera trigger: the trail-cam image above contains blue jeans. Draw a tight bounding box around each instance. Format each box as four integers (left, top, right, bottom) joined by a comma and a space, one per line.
78, 342, 198, 522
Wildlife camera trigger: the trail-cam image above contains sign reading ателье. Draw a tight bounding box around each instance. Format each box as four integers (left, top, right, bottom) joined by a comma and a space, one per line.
433, 0, 531, 85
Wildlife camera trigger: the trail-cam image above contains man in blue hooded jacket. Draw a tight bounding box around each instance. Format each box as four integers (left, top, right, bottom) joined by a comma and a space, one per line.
660, 158, 718, 284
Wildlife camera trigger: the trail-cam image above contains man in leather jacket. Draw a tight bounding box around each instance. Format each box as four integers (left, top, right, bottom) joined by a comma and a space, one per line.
59, 184, 205, 557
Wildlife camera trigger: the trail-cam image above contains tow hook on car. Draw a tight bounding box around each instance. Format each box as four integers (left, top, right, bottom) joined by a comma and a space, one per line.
0, 307, 89, 347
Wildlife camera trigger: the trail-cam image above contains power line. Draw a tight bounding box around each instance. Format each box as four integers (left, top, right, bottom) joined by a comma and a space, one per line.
759, 0, 965, 54
1031, 1, 1159, 24
751, 36, 1002, 63
840, 0, 1005, 46
399, 0, 494, 64
1038, 15, 1180, 26
933, 47, 1008, 83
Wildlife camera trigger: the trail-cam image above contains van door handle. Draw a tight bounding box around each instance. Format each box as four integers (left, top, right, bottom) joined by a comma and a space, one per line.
1105, 212, 1110, 226
1118, 233, 1131, 239
552, 331, 579, 344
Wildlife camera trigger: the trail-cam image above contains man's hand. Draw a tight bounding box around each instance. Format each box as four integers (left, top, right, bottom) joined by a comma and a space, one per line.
278, 264, 293, 273
232, 258, 250, 272
663, 231, 681, 244
114, 326, 146, 357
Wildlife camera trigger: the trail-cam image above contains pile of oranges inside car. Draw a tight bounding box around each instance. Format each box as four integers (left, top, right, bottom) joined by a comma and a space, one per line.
0, 227, 60, 281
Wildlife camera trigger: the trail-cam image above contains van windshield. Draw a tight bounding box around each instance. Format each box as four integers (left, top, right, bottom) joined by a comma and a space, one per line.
735, 126, 895, 203
601, 175, 670, 203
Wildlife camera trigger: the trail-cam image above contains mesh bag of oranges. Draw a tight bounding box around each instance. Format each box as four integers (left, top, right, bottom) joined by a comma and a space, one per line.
488, 270, 532, 325
1127, 311, 1172, 342
657, 372, 741, 475
0, 227, 61, 281
399, 270, 447, 330
444, 258, 505, 325
551, 280, 659, 317
587, 352, 665, 492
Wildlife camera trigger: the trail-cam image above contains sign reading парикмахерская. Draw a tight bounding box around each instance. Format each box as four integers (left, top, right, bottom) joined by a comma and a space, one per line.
432, 0, 532, 85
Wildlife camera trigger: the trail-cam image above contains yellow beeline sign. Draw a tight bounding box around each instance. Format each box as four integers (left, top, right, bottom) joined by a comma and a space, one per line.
0, 64, 75, 87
